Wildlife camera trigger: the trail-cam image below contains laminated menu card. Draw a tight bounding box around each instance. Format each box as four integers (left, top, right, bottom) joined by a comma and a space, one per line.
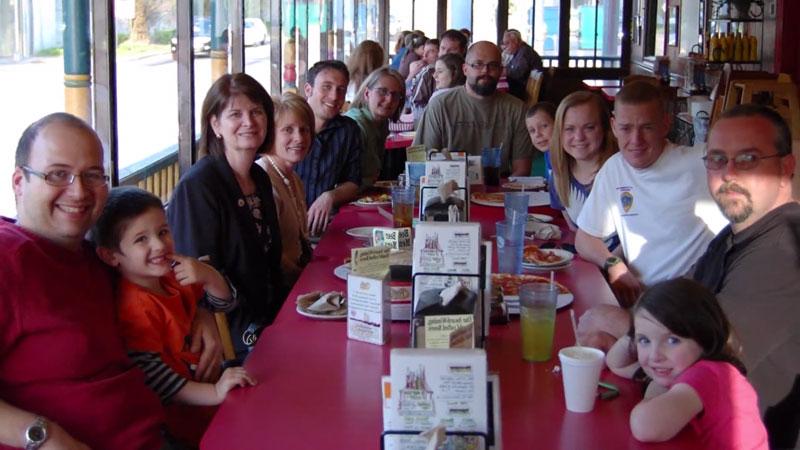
347, 273, 391, 345
382, 371, 502, 450
419, 161, 469, 222
350, 246, 390, 278
372, 227, 412, 251
406, 145, 427, 162
384, 349, 488, 443
423, 160, 467, 188
467, 156, 483, 185
411, 223, 482, 348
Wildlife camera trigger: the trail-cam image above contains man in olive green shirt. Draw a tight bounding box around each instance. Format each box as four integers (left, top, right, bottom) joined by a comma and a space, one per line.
413, 41, 533, 176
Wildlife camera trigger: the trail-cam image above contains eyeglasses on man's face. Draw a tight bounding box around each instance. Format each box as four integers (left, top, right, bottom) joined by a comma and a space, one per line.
467, 61, 503, 73
20, 166, 110, 188
702, 152, 783, 171
370, 87, 403, 101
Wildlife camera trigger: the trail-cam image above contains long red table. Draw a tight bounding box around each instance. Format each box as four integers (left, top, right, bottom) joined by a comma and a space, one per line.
201, 200, 701, 449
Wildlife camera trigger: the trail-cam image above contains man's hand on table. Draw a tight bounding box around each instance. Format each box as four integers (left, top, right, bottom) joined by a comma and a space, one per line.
577, 304, 631, 352
191, 308, 224, 382
308, 191, 335, 236
607, 262, 643, 307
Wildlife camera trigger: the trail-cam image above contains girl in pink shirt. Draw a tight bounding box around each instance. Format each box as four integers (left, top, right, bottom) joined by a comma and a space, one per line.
607, 278, 768, 449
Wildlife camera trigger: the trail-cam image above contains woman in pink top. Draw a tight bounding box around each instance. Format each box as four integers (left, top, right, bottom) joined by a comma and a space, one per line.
607, 278, 768, 449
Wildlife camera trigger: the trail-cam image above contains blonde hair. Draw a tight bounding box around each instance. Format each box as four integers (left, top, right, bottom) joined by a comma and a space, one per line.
350, 68, 406, 122
269, 92, 315, 154
347, 40, 385, 95
550, 91, 617, 207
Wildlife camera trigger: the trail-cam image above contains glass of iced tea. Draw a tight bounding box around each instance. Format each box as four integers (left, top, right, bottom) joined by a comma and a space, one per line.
391, 187, 415, 228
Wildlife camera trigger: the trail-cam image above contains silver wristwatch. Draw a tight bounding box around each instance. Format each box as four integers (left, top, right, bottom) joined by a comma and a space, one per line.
24, 416, 48, 450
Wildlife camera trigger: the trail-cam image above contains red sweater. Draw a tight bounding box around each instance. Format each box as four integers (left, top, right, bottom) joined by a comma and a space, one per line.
0, 219, 164, 449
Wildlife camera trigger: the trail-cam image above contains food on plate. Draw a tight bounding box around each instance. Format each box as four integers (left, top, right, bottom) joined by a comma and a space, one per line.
523, 245, 564, 265
470, 192, 505, 204
357, 193, 391, 203
490, 273, 570, 297
502, 181, 545, 191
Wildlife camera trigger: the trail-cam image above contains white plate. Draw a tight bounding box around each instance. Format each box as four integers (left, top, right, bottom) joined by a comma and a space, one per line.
522, 248, 574, 268
528, 213, 553, 223
506, 293, 574, 314
334, 263, 351, 280
353, 200, 392, 207
470, 192, 549, 207
345, 226, 375, 240
526, 191, 550, 207
398, 131, 416, 139
296, 305, 347, 320
470, 193, 505, 207
502, 181, 546, 191
522, 260, 572, 272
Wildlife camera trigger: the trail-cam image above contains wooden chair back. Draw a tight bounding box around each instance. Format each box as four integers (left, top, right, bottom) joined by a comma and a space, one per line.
709, 64, 778, 126
722, 79, 800, 139
525, 70, 545, 107
214, 312, 237, 361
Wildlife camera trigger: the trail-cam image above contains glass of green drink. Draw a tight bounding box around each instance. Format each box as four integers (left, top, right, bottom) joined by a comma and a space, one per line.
519, 283, 558, 362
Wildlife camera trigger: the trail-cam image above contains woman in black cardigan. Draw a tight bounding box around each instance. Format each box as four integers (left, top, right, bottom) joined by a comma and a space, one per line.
168, 73, 284, 361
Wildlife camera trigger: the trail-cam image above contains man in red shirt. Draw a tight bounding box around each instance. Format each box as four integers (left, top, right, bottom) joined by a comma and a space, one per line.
0, 113, 221, 449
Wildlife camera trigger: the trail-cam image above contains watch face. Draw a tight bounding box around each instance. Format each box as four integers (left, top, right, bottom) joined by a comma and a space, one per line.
27, 426, 45, 442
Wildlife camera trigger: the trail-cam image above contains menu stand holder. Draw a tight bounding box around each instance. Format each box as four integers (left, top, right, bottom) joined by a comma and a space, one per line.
410, 271, 486, 349
418, 185, 470, 222
380, 430, 489, 450
380, 376, 501, 450
418, 159, 471, 223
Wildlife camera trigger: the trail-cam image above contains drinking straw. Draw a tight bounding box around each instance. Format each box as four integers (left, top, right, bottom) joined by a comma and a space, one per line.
569, 309, 581, 347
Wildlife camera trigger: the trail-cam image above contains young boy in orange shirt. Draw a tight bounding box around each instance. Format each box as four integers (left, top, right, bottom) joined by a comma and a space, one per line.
93, 186, 256, 445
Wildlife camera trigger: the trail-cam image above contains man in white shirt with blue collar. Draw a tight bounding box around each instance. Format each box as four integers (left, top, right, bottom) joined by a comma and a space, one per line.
575, 81, 726, 307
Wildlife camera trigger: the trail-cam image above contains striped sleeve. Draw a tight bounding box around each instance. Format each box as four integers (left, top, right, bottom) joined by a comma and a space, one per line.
200, 274, 238, 313
128, 351, 188, 402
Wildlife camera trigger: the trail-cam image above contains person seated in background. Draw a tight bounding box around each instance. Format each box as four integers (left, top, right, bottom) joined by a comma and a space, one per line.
346, 39, 385, 103
345, 68, 406, 187
405, 38, 438, 120
407, 29, 469, 121
398, 33, 427, 80
295, 60, 363, 235
459, 28, 472, 44
414, 41, 533, 177
93, 187, 255, 447
390, 30, 412, 71
430, 53, 466, 101
501, 29, 543, 102
574, 81, 726, 307
407, 39, 438, 83
0, 113, 168, 449
256, 93, 315, 287
549, 91, 618, 235
168, 73, 285, 361
525, 101, 556, 177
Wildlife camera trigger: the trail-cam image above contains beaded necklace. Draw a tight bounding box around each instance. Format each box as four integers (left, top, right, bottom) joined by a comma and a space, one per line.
265, 155, 309, 240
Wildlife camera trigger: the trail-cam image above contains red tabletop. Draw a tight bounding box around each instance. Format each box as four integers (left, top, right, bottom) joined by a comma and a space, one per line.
385, 134, 414, 150
201, 198, 701, 449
